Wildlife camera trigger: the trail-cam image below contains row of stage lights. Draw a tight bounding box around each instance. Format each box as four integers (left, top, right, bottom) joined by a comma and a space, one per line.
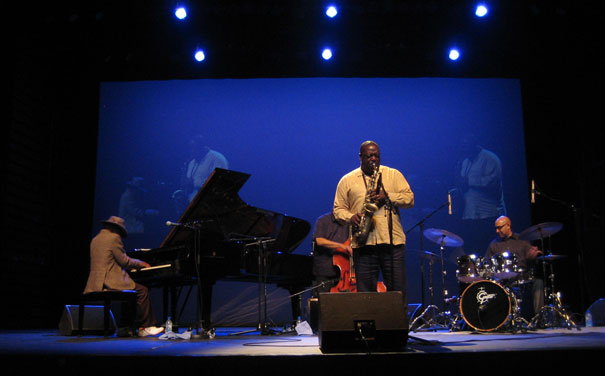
174, 3, 490, 64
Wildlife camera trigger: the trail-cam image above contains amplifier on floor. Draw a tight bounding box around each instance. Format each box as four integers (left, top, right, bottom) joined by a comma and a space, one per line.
318, 292, 408, 353
58, 305, 117, 336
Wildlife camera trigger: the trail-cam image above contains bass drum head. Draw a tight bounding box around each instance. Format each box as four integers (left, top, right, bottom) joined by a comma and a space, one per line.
459, 280, 512, 332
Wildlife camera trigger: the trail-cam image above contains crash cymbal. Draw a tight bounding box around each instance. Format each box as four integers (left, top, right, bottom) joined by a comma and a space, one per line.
519, 222, 563, 241
423, 228, 464, 247
537, 254, 567, 261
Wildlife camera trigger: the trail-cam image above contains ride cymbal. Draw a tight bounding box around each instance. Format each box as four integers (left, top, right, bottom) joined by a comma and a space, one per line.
519, 222, 563, 241
423, 228, 464, 247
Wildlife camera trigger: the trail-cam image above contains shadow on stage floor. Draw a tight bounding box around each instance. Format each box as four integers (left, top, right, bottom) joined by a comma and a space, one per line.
1, 326, 604, 374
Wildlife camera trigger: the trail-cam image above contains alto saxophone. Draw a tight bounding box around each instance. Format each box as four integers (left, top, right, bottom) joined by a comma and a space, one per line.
354, 163, 380, 245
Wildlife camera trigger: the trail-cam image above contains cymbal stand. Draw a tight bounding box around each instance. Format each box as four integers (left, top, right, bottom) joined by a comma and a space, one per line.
407, 199, 454, 331
410, 253, 442, 331
437, 237, 457, 328
413, 238, 458, 331
529, 252, 579, 330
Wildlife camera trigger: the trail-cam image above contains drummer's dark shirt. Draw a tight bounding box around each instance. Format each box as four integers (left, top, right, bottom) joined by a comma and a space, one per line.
485, 233, 533, 269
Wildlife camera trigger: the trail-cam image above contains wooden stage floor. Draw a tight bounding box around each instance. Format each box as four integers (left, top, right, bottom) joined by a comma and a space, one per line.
1, 326, 604, 374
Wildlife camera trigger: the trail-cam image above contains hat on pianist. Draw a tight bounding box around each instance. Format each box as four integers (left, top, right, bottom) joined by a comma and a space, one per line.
101, 216, 128, 238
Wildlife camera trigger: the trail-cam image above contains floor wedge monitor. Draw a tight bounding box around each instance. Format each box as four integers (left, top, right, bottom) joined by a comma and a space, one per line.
318, 291, 408, 353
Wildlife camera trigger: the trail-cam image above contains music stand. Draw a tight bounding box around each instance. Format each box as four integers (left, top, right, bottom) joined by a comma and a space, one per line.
229, 236, 280, 336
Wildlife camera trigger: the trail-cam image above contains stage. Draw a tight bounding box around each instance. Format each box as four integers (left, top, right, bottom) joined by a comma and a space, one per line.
2, 326, 604, 374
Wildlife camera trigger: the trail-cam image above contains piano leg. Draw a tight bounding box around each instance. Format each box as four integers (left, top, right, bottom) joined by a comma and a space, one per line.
159, 286, 179, 326
201, 282, 213, 328
287, 286, 305, 322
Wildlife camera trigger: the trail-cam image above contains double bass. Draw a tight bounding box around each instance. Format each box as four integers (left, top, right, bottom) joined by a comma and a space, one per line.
330, 238, 386, 293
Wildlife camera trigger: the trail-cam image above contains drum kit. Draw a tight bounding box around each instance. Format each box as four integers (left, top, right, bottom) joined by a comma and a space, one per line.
410, 222, 579, 333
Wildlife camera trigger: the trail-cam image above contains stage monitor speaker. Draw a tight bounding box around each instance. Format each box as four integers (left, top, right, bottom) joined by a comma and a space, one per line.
58, 305, 117, 336
318, 292, 408, 353
586, 298, 605, 326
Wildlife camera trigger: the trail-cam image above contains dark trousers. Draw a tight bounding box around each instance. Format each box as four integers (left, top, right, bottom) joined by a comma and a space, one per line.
354, 244, 407, 307
134, 282, 156, 328
516, 278, 544, 320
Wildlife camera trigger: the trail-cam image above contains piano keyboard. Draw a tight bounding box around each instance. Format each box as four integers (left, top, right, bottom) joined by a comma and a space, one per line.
131, 264, 172, 273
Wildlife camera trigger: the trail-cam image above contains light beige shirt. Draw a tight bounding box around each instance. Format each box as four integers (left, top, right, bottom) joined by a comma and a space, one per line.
460, 148, 506, 220
186, 149, 229, 201
333, 165, 414, 248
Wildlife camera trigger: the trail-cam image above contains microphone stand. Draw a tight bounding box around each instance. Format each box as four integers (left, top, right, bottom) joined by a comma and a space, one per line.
378, 177, 396, 290
529, 184, 584, 330
165, 218, 216, 339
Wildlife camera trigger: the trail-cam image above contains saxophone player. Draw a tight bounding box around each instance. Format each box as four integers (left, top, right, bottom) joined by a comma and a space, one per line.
333, 141, 414, 299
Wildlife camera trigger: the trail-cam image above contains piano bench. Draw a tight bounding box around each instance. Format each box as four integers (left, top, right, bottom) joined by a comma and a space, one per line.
79, 290, 138, 337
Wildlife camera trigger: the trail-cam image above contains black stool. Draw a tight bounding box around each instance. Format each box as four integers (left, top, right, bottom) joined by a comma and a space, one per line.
79, 289, 138, 337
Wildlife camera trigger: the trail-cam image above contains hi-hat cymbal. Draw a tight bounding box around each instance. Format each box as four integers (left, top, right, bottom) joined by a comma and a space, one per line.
419, 250, 440, 262
537, 254, 567, 261
519, 222, 563, 241
423, 228, 464, 247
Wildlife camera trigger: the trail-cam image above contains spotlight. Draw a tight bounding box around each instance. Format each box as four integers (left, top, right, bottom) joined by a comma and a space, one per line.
175, 6, 187, 20
325, 5, 338, 18
475, 4, 489, 17
448, 48, 460, 61
321, 48, 333, 60
194, 49, 205, 62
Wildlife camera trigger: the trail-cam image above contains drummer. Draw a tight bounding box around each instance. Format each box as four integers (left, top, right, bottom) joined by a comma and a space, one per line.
485, 215, 543, 320
486, 216, 542, 270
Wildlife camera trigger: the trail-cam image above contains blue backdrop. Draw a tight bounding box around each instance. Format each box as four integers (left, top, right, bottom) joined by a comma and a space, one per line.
94, 77, 530, 326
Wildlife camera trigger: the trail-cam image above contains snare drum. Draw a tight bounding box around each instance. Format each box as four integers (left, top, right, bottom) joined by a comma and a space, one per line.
459, 280, 517, 331
456, 254, 485, 283
490, 252, 520, 280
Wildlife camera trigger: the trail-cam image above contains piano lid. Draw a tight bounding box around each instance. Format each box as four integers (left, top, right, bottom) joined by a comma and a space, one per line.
160, 168, 310, 254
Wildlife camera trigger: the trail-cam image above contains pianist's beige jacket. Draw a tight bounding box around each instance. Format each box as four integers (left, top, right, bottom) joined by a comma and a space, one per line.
84, 229, 146, 293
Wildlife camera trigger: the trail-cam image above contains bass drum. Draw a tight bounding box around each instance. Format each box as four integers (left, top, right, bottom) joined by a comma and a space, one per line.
459, 280, 516, 332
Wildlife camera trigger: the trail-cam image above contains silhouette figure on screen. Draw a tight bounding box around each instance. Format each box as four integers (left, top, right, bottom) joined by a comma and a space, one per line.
452, 134, 506, 253
118, 177, 159, 247
172, 134, 228, 213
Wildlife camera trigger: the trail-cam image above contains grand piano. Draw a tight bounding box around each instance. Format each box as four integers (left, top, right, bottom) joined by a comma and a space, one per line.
128, 168, 312, 330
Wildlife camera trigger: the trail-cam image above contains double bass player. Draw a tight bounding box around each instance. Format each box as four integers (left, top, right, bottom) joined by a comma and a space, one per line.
311, 212, 353, 296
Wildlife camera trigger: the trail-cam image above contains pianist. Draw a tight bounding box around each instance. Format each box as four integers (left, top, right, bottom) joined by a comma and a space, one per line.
84, 216, 164, 337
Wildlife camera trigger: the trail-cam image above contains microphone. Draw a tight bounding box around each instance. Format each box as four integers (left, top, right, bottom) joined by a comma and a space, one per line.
166, 220, 204, 230
448, 191, 452, 215
166, 219, 214, 228
531, 179, 535, 204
